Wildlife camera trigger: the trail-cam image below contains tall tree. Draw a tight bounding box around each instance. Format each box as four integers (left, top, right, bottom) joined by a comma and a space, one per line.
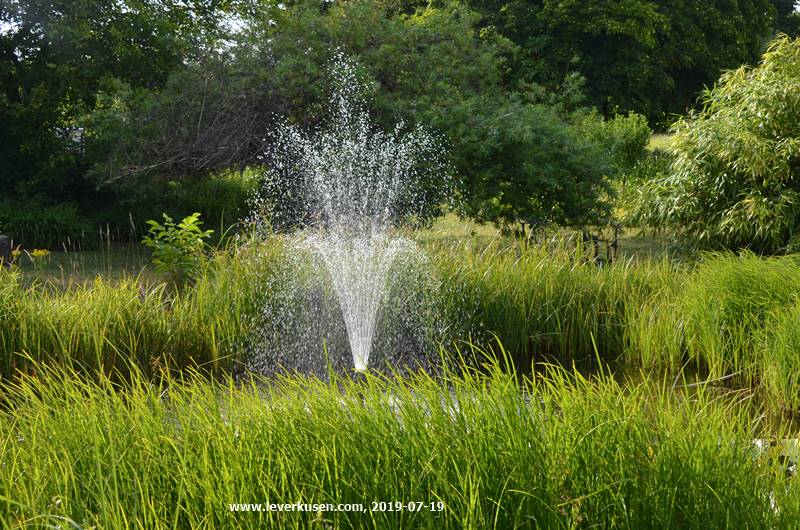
466, 0, 778, 124
0, 0, 230, 202
770, 0, 800, 36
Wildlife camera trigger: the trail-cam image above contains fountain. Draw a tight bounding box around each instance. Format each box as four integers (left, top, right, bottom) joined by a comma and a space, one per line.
250, 57, 449, 375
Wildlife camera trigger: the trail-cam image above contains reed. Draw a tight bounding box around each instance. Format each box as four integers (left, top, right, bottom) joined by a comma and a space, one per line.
0, 238, 287, 378
3, 239, 800, 410
678, 252, 800, 381
432, 241, 681, 367
0, 354, 795, 529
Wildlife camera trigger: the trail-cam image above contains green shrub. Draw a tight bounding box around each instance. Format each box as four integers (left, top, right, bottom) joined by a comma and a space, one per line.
623, 148, 673, 184
94, 171, 258, 241
153, 171, 258, 231
455, 100, 615, 232
634, 35, 800, 252
616, 150, 675, 225
0, 200, 93, 250
141, 212, 214, 281
573, 110, 652, 172
603, 111, 652, 170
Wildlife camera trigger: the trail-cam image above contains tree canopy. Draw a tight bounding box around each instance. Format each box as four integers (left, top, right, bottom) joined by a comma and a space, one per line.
1, 0, 795, 239
466, 0, 783, 124
0, 0, 232, 202
631, 35, 800, 253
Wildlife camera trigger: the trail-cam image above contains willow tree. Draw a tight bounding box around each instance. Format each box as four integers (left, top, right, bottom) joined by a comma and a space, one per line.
633, 35, 800, 253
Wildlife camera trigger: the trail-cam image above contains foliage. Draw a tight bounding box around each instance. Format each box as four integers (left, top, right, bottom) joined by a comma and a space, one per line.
632, 36, 800, 252
0, 0, 232, 202
0, 199, 92, 249
141, 212, 214, 280
24, 248, 50, 272
679, 252, 800, 380
117, 171, 258, 237
6, 238, 800, 408
771, 0, 800, 36
598, 112, 652, 170
615, 149, 674, 223
83, 59, 278, 184
571, 110, 652, 172
448, 99, 616, 232
1, 359, 797, 529
92, 0, 625, 232
466, 0, 778, 124
1, 0, 794, 222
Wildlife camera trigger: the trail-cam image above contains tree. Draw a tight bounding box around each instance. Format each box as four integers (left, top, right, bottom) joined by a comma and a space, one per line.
450, 97, 615, 232
0, 0, 231, 203
234, 0, 621, 231
102, 0, 635, 232
466, 0, 778, 124
632, 36, 800, 253
652, 0, 777, 120
770, 0, 800, 36
84, 57, 280, 184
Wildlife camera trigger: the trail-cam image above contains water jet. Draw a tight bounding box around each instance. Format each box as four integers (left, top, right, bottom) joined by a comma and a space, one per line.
250, 56, 449, 375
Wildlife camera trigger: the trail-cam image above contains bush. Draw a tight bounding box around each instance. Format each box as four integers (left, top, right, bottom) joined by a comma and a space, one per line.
141, 212, 214, 282
163, 172, 257, 230
616, 150, 675, 224
454, 98, 615, 233
634, 35, 800, 252
92, 171, 258, 241
572, 110, 652, 172
0, 200, 93, 250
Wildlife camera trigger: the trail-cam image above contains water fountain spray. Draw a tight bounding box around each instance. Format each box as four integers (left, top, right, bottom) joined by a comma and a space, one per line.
255, 56, 449, 372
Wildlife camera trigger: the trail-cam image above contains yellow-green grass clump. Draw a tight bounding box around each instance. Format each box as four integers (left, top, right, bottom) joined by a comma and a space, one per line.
0, 358, 797, 529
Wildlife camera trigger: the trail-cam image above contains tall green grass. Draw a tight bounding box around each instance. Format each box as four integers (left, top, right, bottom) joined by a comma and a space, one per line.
1, 356, 796, 529
763, 299, 800, 412
680, 253, 800, 380
0, 239, 287, 378
0, 200, 93, 250
433, 242, 681, 367
3, 238, 800, 409
432, 245, 800, 410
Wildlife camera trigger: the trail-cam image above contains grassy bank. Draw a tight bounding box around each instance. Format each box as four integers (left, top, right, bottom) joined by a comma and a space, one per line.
1, 359, 797, 529
435, 245, 800, 409
2, 238, 800, 409
434, 243, 681, 365
0, 241, 284, 378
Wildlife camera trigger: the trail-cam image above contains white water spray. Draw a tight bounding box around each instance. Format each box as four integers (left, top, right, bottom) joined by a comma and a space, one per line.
256, 56, 449, 372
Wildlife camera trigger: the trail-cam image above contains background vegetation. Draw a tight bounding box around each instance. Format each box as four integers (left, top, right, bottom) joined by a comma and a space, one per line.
3, 0, 799, 249
628, 36, 800, 253
4, 4, 800, 525
3, 239, 800, 413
